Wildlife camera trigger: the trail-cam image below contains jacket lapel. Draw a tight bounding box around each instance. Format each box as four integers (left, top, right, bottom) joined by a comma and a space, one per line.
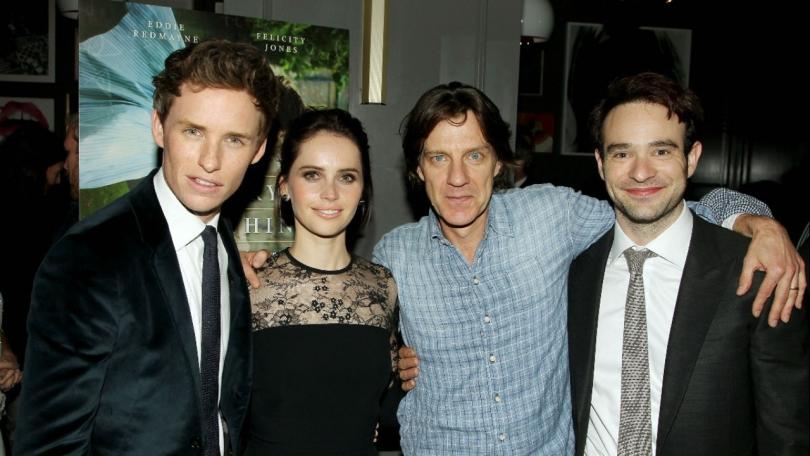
219, 216, 249, 390
568, 229, 614, 454
128, 172, 202, 398
216, 216, 251, 451
656, 216, 723, 451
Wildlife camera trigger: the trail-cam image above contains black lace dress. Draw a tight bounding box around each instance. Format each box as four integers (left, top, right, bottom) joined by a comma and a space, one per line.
244, 249, 398, 456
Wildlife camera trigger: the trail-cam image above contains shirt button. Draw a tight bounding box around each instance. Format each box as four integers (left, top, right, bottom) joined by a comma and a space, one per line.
483, 314, 491, 324
498, 432, 506, 441
489, 354, 497, 363
473, 276, 480, 285
494, 393, 501, 402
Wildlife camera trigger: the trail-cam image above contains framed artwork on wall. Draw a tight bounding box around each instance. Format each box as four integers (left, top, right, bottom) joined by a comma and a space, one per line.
0, 97, 56, 142
516, 112, 554, 154
0, 0, 56, 83
561, 22, 691, 155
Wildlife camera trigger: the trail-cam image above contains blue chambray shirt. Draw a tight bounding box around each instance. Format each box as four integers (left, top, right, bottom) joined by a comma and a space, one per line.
372, 184, 766, 455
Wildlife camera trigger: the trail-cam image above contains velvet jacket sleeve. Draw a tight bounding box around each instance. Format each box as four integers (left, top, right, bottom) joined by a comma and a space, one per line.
15, 232, 120, 455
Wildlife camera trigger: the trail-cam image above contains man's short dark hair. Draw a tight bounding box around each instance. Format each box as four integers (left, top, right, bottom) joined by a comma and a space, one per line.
152, 39, 279, 138
401, 81, 514, 188
589, 72, 704, 155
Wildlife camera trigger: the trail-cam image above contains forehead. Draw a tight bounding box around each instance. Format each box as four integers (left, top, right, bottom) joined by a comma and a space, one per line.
294, 132, 362, 167
603, 102, 685, 145
167, 84, 264, 132
423, 111, 488, 153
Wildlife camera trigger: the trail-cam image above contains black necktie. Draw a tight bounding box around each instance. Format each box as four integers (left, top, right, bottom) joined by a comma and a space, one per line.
200, 226, 221, 456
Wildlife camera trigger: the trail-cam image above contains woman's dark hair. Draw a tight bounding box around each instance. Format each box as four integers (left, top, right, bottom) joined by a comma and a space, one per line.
276, 108, 373, 234
400, 81, 514, 189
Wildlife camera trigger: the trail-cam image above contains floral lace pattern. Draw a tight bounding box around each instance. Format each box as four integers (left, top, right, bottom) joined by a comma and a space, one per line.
250, 249, 398, 333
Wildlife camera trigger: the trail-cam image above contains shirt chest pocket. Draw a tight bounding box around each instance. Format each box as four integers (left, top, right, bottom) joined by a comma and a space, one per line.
398, 280, 477, 347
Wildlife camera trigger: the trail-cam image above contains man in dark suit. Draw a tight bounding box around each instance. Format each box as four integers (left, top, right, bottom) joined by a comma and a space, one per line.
568, 72, 808, 456
15, 39, 278, 455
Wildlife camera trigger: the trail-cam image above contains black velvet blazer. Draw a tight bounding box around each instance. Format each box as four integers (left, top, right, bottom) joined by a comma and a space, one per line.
16, 170, 252, 455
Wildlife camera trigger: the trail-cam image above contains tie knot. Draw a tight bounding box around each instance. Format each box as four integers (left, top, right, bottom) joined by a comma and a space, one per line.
201, 225, 217, 247
623, 248, 656, 275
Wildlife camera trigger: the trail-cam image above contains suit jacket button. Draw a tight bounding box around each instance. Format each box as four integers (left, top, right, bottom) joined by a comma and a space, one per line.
191, 438, 202, 449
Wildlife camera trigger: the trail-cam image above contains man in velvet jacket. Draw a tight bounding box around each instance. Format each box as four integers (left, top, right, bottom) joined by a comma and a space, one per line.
568, 73, 809, 456
15, 39, 277, 455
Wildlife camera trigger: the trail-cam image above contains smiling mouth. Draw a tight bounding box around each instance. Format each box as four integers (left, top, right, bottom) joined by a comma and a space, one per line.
315, 209, 341, 218
189, 176, 220, 191
625, 187, 662, 197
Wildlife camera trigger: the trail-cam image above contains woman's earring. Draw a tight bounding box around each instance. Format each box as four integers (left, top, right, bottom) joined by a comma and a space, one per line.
281, 194, 290, 202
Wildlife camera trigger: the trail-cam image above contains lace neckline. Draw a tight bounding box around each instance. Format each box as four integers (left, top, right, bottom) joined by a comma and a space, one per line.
282, 248, 354, 275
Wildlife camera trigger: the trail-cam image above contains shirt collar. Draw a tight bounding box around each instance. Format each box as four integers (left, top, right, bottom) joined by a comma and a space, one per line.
153, 167, 220, 251
608, 202, 693, 269
426, 190, 514, 249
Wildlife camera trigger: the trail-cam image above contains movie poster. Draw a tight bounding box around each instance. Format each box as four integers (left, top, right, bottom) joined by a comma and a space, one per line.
78, 0, 349, 251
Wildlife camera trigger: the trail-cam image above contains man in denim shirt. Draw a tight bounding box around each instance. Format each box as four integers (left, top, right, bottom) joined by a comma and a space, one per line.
378, 82, 804, 454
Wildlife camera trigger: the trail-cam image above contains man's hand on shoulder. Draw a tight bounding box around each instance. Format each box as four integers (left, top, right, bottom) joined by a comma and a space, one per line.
398, 346, 419, 392
734, 214, 806, 326
240, 250, 269, 288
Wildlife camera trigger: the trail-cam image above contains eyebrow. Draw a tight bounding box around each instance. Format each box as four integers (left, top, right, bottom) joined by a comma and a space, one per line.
648, 139, 679, 148
423, 143, 492, 155
298, 165, 361, 173
605, 142, 631, 153
177, 120, 252, 139
606, 139, 679, 153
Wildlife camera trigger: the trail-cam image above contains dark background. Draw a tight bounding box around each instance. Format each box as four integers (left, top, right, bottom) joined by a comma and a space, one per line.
1, 2, 807, 452
0, 6, 78, 138
518, 0, 810, 241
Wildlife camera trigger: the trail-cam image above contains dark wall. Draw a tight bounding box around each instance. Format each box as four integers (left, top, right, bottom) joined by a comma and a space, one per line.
0, 10, 78, 139
520, 0, 809, 240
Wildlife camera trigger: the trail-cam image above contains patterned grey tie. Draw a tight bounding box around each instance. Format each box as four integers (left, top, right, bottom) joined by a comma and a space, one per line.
617, 248, 657, 456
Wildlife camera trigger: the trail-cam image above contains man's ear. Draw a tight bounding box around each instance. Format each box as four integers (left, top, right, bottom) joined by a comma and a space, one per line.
594, 149, 606, 181
416, 165, 425, 182
251, 137, 268, 165
686, 141, 703, 178
151, 110, 166, 149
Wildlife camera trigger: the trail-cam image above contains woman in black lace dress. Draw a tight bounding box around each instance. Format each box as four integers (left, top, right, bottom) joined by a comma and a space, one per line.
245, 109, 398, 455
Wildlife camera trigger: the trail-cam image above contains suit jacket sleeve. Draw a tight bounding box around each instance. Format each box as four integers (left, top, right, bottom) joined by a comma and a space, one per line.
16, 233, 120, 455
751, 296, 809, 455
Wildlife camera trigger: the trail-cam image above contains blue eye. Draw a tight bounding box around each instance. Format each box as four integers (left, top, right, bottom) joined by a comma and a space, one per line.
469, 151, 482, 161
431, 154, 446, 162
226, 136, 245, 146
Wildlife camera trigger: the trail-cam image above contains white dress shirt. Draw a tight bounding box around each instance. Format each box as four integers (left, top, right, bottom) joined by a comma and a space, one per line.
154, 169, 231, 453
585, 204, 693, 456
